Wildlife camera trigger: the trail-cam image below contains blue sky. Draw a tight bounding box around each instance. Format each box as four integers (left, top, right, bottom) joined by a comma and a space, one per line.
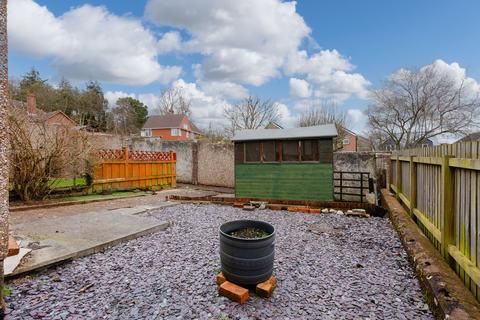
8, 0, 480, 132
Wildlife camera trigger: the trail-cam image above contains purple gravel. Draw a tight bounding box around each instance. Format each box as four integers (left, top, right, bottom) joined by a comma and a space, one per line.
6, 204, 433, 319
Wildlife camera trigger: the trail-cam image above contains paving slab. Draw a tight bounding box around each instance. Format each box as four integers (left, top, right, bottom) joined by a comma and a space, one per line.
6, 202, 175, 277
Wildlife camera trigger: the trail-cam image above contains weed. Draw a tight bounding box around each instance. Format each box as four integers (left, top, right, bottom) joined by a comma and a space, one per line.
2, 285, 12, 297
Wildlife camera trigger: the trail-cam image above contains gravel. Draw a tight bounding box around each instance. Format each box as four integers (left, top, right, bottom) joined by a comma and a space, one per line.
6, 204, 433, 319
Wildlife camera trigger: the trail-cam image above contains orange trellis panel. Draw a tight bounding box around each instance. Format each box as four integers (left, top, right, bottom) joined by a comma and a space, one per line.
92, 148, 176, 192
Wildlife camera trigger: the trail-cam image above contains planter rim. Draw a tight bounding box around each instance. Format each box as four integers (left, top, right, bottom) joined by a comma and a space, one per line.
220, 219, 275, 241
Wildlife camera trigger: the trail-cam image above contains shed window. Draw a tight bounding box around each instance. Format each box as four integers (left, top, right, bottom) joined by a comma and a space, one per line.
282, 140, 299, 161
302, 140, 319, 161
262, 141, 276, 162
235, 143, 244, 164
319, 139, 333, 163
245, 141, 261, 162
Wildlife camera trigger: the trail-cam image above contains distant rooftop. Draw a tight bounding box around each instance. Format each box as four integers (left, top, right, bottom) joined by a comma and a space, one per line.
143, 114, 202, 133
232, 124, 338, 141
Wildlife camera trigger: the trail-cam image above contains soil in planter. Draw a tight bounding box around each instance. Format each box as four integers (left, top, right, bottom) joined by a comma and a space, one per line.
229, 227, 270, 239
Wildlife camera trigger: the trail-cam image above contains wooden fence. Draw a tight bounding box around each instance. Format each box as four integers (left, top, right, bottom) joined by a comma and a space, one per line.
390, 141, 480, 300
92, 148, 176, 192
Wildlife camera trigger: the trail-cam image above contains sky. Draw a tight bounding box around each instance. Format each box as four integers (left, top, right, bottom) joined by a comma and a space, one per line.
7, 0, 480, 133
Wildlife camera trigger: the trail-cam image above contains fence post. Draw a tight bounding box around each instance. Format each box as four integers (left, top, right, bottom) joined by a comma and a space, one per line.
123, 147, 129, 187
441, 155, 454, 261
409, 156, 417, 220
396, 154, 402, 199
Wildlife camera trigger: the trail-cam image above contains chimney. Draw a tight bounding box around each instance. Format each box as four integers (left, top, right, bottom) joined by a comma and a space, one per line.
26, 91, 36, 114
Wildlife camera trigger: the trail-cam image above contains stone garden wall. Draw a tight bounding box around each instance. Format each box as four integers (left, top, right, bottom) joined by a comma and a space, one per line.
88, 134, 234, 187
89, 134, 389, 190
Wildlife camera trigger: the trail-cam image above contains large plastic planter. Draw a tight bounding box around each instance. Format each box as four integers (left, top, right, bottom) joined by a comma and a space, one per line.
219, 220, 275, 286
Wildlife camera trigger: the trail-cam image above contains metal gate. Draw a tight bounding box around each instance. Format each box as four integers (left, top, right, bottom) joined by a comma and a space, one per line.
333, 171, 371, 202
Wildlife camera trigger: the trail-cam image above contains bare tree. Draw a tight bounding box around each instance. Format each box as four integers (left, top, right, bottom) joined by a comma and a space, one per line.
202, 122, 229, 143
297, 99, 349, 146
224, 96, 281, 136
157, 87, 191, 116
8, 108, 92, 202
367, 65, 480, 149
297, 100, 348, 127
0, 0, 8, 313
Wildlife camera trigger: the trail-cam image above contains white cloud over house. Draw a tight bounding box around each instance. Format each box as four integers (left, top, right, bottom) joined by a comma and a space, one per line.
8, 0, 182, 85
286, 50, 370, 102
145, 0, 310, 86
347, 109, 365, 123
9, 0, 376, 130
289, 78, 311, 98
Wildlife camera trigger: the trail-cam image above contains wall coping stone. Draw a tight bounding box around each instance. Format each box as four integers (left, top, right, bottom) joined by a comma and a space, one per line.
381, 188, 480, 320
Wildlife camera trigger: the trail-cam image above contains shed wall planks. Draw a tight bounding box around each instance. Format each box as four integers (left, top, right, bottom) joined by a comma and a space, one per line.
235, 163, 334, 201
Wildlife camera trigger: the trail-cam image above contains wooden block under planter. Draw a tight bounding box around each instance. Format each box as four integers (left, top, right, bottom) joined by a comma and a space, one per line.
268, 204, 284, 211
216, 272, 227, 285
256, 276, 277, 298
309, 208, 321, 214
8, 235, 20, 257
288, 206, 310, 213
233, 202, 244, 208
219, 281, 249, 304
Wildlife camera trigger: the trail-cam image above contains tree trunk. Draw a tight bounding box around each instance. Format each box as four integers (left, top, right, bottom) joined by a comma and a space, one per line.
0, 0, 9, 316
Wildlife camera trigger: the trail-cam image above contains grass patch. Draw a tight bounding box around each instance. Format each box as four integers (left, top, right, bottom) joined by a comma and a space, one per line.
9, 177, 87, 192
49, 177, 87, 189
54, 191, 149, 203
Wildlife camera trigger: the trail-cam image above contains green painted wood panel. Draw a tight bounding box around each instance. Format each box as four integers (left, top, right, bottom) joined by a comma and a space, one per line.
235, 163, 333, 201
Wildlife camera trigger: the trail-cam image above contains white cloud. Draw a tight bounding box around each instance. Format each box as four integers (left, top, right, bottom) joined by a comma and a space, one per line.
8, 0, 181, 85
347, 109, 365, 123
426, 59, 480, 97
145, 0, 310, 86
157, 31, 183, 53
286, 50, 370, 102
198, 81, 249, 100
106, 79, 233, 129
105, 91, 136, 108
105, 91, 160, 113
289, 78, 311, 98
171, 79, 232, 127
276, 103, 296, 128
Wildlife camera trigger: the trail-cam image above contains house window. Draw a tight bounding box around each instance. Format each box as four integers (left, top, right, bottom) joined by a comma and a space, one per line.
183, 124, 189, 130
245, 141, 261, 162
262, 141, 276, 162
343, 138, 350, 145
171, 128, 180, 136
301, 140, 319, 161
282, 140, 299, 161
142, 129, 152, 137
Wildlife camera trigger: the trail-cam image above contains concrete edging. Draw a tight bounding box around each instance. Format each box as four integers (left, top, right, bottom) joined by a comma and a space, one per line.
381, 189, 480, 319
6, 221, 170, 278
9, 194, 148, 212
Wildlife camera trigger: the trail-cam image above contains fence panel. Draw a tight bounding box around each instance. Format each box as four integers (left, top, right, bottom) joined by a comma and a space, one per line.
391, 159, 397, 188
92, 148, 176, 192
390, 142, 480, 300
401, 161, 410, 199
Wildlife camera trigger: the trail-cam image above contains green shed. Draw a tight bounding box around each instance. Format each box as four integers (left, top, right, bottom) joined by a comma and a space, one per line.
232, 124, 338, 201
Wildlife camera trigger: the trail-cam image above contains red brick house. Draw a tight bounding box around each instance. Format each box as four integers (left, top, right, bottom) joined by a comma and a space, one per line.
141, 114, 202, 140
11, 92, 77, 127
340, 127, 373, 152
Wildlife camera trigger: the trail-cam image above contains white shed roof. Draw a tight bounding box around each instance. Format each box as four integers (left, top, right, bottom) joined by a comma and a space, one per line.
232, 124, 338, 141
